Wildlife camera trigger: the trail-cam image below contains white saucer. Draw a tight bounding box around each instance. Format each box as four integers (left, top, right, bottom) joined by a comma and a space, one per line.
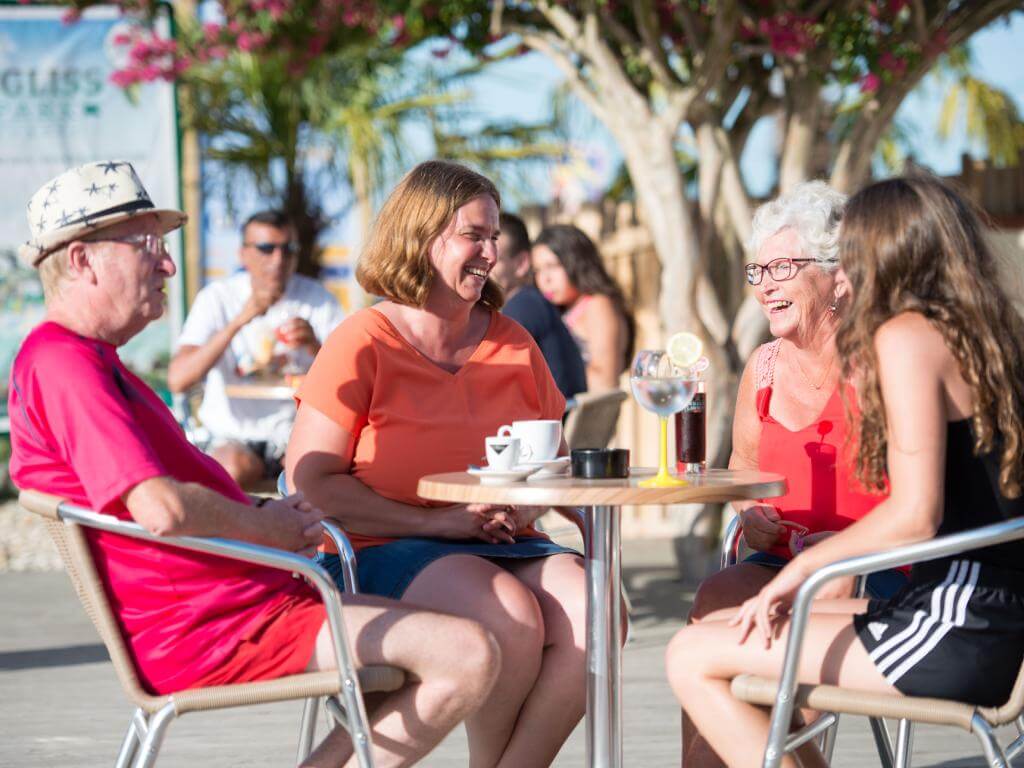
517, 456, 570, 475
467, 466, 535, 483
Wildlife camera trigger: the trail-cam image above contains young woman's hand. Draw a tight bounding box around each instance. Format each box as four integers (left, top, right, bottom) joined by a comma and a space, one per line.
729, 560, 809, 648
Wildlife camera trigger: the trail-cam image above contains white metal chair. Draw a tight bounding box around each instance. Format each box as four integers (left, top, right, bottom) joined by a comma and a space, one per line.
735, 515, 1024, 768
18, 489, 403, 768
563, 389, 628, 450
720, 514, 890, 764
278, 472, 368, 760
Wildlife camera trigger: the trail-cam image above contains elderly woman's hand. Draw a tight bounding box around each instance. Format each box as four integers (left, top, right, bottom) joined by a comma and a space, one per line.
738, 504, 784, 550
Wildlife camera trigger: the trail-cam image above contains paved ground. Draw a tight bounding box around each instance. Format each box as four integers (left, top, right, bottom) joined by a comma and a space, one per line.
1, 520, 1017, 766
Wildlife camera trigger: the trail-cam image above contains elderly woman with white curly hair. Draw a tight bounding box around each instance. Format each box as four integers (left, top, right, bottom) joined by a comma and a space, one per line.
679, 180, 909, 767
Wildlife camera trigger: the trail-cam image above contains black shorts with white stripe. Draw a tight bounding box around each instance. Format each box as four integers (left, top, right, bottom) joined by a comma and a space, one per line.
853, 558, 1024, 706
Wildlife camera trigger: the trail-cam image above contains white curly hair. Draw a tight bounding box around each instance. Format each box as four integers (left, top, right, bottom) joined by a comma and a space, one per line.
748, 180, 847, 270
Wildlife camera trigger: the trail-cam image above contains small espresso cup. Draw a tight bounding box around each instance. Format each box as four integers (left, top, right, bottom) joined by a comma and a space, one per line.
497, 419, 561, 462
571, 448, 630, 479
485, 436, 521, 471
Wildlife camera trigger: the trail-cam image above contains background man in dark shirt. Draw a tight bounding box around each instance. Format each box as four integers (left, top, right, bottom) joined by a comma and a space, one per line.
494, 213, 587, 400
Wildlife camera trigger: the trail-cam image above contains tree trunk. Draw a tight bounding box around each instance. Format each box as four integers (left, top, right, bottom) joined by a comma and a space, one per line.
778, 75, 823, 193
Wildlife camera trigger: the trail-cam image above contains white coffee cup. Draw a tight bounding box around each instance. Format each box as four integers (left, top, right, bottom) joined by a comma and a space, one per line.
485, 436, 521, 471
497, 420, 561, 462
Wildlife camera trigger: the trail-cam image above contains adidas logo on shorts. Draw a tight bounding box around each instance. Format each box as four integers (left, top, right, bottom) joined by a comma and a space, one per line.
868, 621, 889, 641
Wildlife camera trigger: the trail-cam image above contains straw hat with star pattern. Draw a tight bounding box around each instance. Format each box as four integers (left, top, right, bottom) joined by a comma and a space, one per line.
19, 160, 187, 267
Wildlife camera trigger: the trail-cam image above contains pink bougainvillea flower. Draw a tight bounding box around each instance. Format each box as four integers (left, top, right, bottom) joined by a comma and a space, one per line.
879, 52, 907, 76
860, 72, 881, 93
110, 69, 140, 87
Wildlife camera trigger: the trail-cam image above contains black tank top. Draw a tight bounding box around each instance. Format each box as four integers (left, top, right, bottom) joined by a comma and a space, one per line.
940, 419, 1024, 570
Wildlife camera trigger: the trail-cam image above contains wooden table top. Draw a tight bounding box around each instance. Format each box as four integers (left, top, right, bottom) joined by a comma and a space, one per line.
224, 382, 297, 400
417, 468, 786, 507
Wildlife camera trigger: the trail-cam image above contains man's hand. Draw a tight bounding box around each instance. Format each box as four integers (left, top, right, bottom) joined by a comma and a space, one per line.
239, 284, 284, 326
738, 504, 784, 551
275, 317, 318, 353
257, 493, 325, 557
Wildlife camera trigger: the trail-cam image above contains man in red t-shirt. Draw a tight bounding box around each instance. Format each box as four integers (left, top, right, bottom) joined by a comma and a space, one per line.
9, 161, 497, 766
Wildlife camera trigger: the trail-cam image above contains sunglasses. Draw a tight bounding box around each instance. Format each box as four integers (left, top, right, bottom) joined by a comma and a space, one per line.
245, 241, 297, 256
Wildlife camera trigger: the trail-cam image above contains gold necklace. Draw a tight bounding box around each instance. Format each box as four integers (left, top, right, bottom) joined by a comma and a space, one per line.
789, 346, 834, 391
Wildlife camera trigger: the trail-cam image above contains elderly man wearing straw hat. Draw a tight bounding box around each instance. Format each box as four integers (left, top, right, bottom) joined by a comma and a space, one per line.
7, 161, 498, 766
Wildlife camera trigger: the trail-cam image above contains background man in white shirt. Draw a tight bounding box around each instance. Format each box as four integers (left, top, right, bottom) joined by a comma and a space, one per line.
169, 210, 344, 487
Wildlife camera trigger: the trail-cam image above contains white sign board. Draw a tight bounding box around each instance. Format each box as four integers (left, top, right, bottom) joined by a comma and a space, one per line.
0, 5, 182, 396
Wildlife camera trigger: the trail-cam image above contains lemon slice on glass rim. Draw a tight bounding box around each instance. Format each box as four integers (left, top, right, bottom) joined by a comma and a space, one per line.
667, 331, 704, 370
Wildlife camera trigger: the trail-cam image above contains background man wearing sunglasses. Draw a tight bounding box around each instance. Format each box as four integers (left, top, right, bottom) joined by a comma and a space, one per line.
169, 210, 344, 487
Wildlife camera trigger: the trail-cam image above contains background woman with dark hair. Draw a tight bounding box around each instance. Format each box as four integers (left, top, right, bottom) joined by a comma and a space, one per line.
532, 224, 634, 391
665, 175, 1024, 766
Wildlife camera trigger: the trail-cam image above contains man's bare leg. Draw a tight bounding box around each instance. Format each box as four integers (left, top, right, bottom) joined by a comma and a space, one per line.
301, 594, 500, 768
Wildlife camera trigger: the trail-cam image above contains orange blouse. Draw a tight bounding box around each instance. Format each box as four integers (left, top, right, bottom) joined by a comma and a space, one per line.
296, 307, 566, 551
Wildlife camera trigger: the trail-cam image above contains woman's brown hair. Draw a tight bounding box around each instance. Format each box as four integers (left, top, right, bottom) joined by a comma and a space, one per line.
837, 174, 1024, 497
357, 160, 503, 310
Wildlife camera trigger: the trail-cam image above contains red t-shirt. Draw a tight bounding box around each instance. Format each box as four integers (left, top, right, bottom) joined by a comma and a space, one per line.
296, 308, 566, 551
753, 339, 887, 560
8, 322, 323, 694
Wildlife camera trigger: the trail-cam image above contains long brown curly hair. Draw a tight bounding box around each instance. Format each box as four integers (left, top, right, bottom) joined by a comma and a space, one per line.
836, 175, 1024, 498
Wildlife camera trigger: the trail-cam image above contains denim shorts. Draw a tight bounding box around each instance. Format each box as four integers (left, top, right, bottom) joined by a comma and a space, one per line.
743, 551, 909, 600
314, 536, 580, 599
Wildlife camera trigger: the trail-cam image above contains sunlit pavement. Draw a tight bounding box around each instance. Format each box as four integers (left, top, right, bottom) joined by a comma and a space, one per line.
1, 539, 1013, 766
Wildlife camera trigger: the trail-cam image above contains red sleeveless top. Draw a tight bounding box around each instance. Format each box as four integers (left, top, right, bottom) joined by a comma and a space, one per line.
754, 339, 887, 560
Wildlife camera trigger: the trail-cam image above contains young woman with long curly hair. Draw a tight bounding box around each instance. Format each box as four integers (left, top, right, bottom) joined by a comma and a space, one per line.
665, 175, 1024, 768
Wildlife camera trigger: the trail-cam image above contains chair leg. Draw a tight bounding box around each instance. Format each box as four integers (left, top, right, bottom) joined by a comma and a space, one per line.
131, 702, 175, 768
1006, 716, 1024, 760
324, 695, 351, 731
114, 709, 144, 768
894, 719, 914, 768
819, 714, 839, 763
972, 714, 1011, 768
296, 697, 320, 765
869, 717, 896, 768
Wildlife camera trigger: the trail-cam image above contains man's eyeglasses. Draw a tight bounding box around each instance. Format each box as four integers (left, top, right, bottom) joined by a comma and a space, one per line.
743, 257, 817, 286
89, 233, 169, 256
245, 241, 298, 256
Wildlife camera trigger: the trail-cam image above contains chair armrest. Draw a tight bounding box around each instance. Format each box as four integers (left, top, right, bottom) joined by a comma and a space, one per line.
761, 516, 1024, 768
274, 474, 360, 594
49, 498, 373, 739
722, 514, 743, 569
321, 520, 360, 595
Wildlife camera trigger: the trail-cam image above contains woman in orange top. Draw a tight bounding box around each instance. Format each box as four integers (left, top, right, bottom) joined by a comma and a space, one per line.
286, 161, 589, 768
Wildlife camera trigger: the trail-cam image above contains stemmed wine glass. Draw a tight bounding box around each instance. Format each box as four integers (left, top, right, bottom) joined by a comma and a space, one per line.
630, 350, 698, 488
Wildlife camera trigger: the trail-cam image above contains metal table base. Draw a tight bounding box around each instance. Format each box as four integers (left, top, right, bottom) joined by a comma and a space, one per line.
584, 505, 623, 768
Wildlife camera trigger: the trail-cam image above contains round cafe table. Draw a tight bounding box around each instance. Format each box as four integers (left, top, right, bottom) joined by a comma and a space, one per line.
418, 468, 787, 768
223, 383, 296, 400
